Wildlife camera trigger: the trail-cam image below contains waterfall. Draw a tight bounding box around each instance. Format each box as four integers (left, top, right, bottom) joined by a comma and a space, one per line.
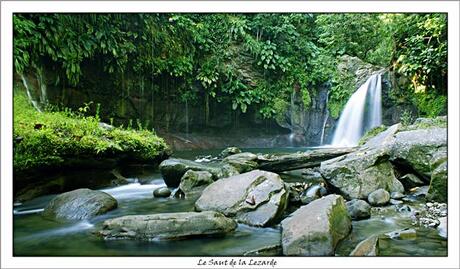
331, 73, 382, 147
320, 110, 329, 145
319, 93, 329, 145
36, 67, 48, 106
20, 74, 42, 112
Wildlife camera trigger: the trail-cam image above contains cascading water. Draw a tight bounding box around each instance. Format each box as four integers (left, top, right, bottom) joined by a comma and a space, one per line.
20, 74, 42, 112
330, 73, 382, 147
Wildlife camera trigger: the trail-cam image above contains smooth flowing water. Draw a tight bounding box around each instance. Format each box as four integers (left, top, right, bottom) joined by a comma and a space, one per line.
13, 148, 446, 256
331, 73, 382, 147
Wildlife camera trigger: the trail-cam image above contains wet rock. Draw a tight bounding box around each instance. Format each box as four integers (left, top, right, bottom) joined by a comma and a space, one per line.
43, 188, 117, 222
320, 147, 404, 200
222, 152, 259, 173
179, 170, 213, 197
399, 173, 425, 190
390, 192, 405, 199
368, 189, 390, 206
220, 147, 242, 158
386, 228, 416, 240
98, 211, 237, 240
397, 205, 413, 213
195, 170, 288, 227
390, 127, 447, 179
153, 187, 171, 198
301, 168, 326, 183
426, 161, 447, 203
389, 199, 403, 205
243, 244, 282, 256
300, 184, 327, 205
159, 158, 223, 187
409, 185, 429, 197
346, 199, 371, 220
350, 235, 379, 256
281, 194, 351, 256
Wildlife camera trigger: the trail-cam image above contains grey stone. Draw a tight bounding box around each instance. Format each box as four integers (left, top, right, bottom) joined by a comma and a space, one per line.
300, 184, 327, 205
390, 128, 447, 179
350, 235, 379, 256
195, 170, 288, 227
390, 192, 405, 199
179, 170, 214, 197
153, 187, 171, 198
346, 199, 371, 220
368, 189, 390, 206
98, 211, 237, 240
222, 152, 259, 173
159, 158, 224, 187
43, 188, 117, 222
281, 194, 351, 256
220, 147, 242, 158
426, 161, 447, 203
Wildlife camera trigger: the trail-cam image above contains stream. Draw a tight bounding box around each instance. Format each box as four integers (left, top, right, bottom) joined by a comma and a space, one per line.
13, 148, 447, 256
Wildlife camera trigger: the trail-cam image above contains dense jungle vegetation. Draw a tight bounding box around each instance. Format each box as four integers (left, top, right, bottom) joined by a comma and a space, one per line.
14, 13, 447, 121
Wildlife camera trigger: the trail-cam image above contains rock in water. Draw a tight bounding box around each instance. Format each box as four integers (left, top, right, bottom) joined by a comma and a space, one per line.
368, 189, 390, 206
159, 158, 224, 187
350, 236, 379, 256
426, 161, 447, 203
98, 211, 237, 240
281, 194, 351, 256
195, 170, 288, 227
222, 152, 259, 173
220, 147, 242, 158
179, 170, 214, 197
153, 187, 171, 198
346, 199, 371, 220
320, 148, 404, 200
43, 188, 117, 222
300, 184, 327, 205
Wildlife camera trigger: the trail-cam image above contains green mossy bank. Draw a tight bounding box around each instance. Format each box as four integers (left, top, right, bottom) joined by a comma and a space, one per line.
14, 92, 171, 175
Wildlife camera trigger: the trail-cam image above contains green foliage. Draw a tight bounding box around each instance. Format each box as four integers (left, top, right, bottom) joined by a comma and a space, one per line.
14, 92, 170, 172
13, 13, 447, 122
358, 125, 388, 145
400, 109, 414, 126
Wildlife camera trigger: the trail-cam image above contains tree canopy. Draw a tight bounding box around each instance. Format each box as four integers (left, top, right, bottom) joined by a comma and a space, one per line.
13, 13, 447, 119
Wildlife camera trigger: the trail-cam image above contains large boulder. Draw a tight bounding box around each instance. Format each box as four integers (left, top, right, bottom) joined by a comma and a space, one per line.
281, 194, 351, 256
159, 158, 236, 187
98, 211, 237, 240
389, 128, 447, 179
43, 188, 117, 222
426, 161, 447, 202
195, 170, 288, 227
179, 170, 214, 197
320, 148, 404, 199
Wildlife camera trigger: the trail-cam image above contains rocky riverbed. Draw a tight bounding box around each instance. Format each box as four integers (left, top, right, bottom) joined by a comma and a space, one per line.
13, 117, 447, 256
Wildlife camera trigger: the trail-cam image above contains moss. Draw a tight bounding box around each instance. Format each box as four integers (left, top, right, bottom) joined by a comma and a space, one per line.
400, 116, 447, 131
14, 92, 171, 173
358, 125, 388, 145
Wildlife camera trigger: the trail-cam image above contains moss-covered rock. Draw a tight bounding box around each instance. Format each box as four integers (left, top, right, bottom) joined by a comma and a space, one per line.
179, 170, 214, 197
14, 93, 170, 174
426, 161, 447, 203
281, 194, 351, 256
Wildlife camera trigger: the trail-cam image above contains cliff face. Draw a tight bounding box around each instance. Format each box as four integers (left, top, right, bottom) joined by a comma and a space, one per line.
15, 55, 418, 149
